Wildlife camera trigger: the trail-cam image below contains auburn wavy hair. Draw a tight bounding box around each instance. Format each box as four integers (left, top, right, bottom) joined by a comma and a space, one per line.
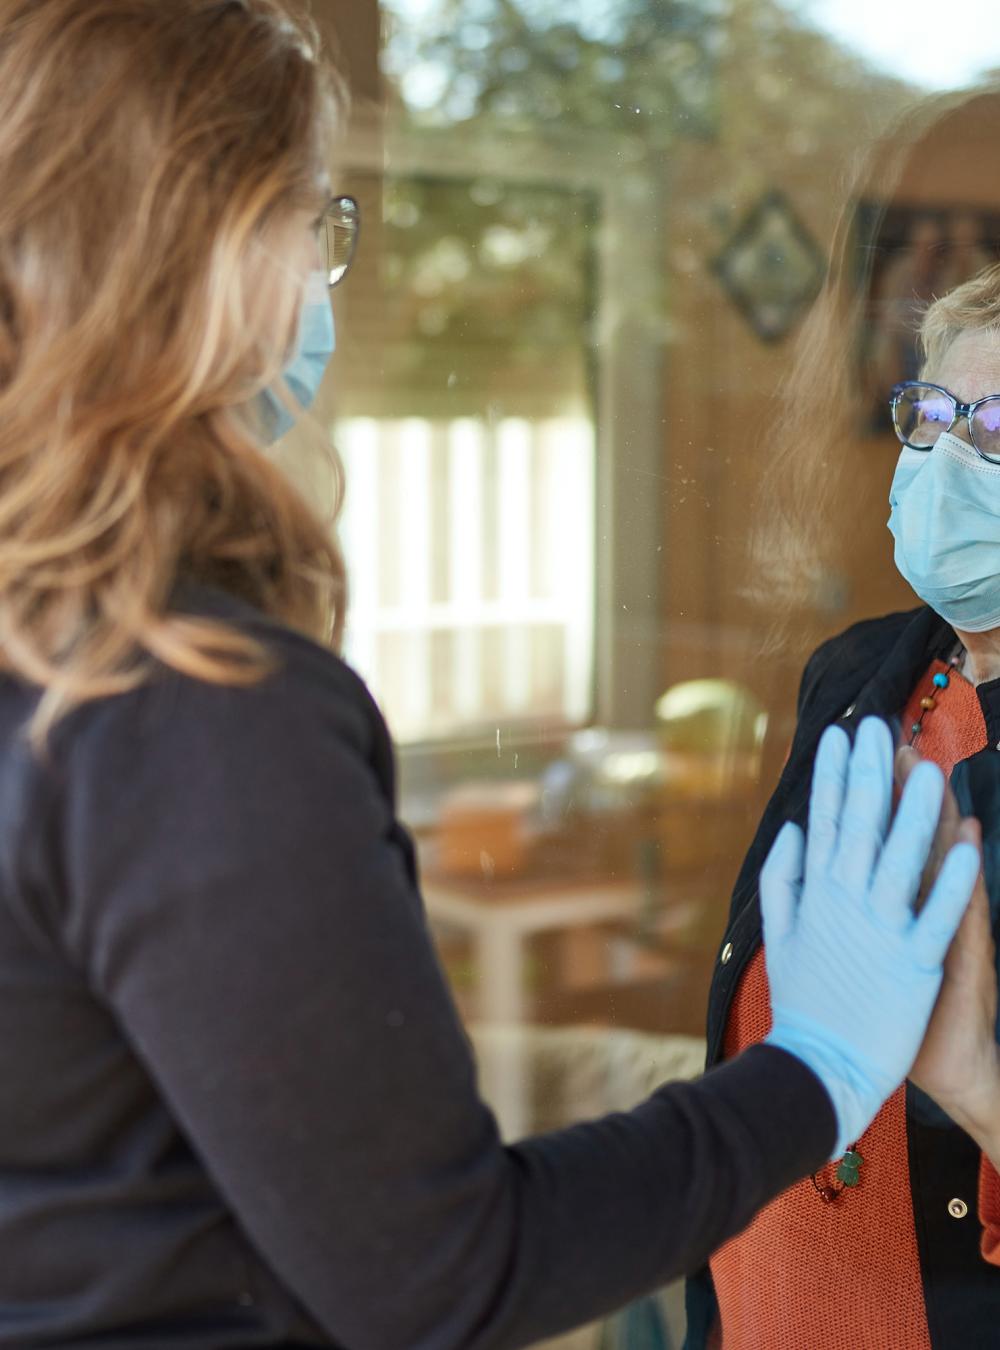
0, 0, 348, 742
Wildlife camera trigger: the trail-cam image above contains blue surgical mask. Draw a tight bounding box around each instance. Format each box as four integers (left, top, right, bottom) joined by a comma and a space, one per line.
888, 429, 1000, 632
260, 269, 335, 441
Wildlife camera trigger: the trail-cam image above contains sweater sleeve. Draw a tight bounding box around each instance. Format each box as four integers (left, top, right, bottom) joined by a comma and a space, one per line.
45, 647, 836, 1350
979, 1156, 1000, 1265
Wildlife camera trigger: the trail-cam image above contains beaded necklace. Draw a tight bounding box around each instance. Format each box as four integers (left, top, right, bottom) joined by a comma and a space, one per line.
811, 1145, 863, 1203
810, 642, 965, 1204
906, 646, 964, 748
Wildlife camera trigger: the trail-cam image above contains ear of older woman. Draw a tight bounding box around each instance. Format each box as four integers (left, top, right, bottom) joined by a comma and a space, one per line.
897, 744, 1000, 1167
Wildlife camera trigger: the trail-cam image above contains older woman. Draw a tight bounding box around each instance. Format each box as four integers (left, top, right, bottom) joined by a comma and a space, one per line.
685, 264, 1000, 1350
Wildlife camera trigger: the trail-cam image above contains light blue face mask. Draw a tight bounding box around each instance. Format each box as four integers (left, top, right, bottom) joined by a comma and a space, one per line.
260, 269, 335, 441
888, 429, 1000, 632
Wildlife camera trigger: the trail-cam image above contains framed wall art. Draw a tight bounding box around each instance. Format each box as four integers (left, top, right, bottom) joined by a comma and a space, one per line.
711, 190, 826, 343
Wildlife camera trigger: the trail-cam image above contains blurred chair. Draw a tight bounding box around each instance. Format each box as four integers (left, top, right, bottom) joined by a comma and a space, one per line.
654, 678, 769, 873
469, 1023, 704, 1350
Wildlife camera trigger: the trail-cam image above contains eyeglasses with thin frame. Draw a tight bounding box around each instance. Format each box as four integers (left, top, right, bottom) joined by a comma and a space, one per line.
890, 380, 1000, 465
317, 194, 360, 289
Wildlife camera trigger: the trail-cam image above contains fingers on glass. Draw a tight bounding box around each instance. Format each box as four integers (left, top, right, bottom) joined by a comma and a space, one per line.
760, 821, 805, 944
868, 759, 945, 930
834, 717, 893, 890
805, 724, 850, 877
911, 841, 981, 969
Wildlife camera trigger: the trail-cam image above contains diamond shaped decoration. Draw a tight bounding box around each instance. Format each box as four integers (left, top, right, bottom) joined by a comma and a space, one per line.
712, 190, 826, 343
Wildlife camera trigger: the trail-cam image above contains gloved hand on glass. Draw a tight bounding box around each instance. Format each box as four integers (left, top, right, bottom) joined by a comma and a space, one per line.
762, 716, 982, 1158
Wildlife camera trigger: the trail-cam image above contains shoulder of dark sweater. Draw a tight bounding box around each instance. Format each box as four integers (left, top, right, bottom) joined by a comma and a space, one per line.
797, 605, 928, 710
0, 584, 402, 950
171, 579, 389, 749
41, 581, 396, 801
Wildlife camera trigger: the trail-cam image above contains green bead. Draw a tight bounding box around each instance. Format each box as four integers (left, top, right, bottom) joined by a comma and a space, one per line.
835, 1149, 863, 1188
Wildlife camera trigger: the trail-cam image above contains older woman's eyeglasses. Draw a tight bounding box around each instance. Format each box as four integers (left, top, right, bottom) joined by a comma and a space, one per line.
890, 380, 1000, 465
317, 195, 360, 289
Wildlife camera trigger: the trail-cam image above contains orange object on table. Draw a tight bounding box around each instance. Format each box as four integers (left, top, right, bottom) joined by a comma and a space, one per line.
436, 780, 539, 879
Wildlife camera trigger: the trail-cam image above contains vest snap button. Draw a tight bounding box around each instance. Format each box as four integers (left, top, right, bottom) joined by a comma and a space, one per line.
720, 942, 734, 965
948, 1198, 969, 1219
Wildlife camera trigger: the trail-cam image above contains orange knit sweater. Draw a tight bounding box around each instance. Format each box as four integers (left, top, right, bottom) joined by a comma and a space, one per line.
709, 661, 1000, 1349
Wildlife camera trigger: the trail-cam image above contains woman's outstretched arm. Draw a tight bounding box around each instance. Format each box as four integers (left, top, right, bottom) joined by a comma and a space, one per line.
23, 636, 974, 1350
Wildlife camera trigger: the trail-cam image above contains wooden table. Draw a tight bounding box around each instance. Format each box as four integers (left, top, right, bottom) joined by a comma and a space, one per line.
423, 876, 645, 1137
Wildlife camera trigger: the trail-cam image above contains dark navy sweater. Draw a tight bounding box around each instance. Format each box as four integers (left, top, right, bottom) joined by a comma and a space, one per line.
0, 584, 834, 1348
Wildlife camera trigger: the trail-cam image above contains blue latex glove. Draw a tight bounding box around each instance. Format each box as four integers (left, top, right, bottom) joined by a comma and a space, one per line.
762, 716, 981, 1158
